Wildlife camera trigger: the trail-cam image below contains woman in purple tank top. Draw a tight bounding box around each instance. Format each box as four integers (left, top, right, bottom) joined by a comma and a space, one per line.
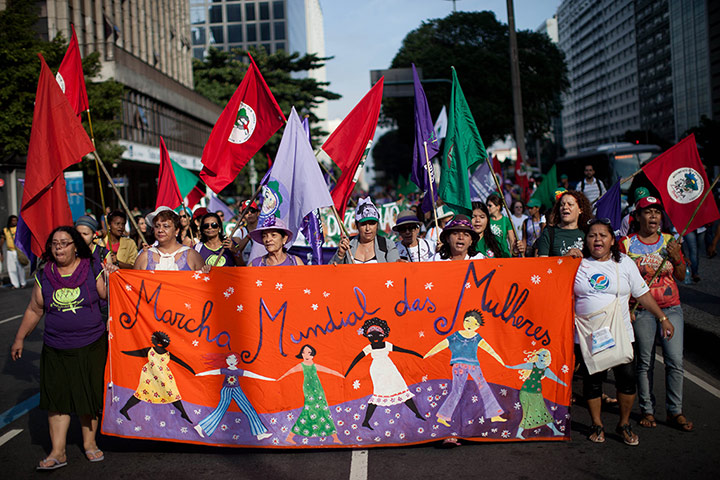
249, 217, 304, 267
11, 226, 116, 470
134, 207, 208, 272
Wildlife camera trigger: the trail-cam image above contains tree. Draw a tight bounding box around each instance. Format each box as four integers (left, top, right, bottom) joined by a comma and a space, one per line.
375, 11, 568, 183
193, 47, 341, 196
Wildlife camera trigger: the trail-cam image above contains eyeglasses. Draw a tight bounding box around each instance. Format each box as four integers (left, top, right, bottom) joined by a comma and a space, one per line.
178, 214, 188, 219
52, 241, 73, 249
587, 218, 612, 226
397, 225, 418, 233
201, 222, 220, 230
248, 208, 259, 213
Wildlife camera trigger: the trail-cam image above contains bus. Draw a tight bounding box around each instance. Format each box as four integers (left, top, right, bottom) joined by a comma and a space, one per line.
556, 143, 661, 194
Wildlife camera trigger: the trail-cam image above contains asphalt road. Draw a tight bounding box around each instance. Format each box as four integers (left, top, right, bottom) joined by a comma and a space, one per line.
1, 268, 719, 480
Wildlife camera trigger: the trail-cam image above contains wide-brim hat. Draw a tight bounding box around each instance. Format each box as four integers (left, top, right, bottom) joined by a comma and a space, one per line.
392, 210, 421, 231
435, 205, 454, 221
440, 214, 480, 244
146, 206, 174, 226
635, 196, 663, 211
249, 217, 294, 244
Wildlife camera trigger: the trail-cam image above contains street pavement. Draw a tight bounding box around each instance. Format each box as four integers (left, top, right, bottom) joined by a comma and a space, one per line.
1, 257, 719, 479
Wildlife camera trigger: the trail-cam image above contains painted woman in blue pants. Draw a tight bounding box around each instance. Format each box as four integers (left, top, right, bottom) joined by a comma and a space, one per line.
194, 352, 274, 441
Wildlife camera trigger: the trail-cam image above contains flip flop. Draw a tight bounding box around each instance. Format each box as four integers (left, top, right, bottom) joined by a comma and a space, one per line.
37, 457, 67, 470
85, 449, 105, 462
588, 424, 605, 443
639, 413, 657, 428
667, 413, 694, 432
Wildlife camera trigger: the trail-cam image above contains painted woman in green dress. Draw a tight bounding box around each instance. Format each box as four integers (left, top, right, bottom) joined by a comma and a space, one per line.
277, 344, 345, 444
505, 348, 567, 439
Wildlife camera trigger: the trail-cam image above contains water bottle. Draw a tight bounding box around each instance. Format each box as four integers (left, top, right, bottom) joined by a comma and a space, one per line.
684, 265, 692, 285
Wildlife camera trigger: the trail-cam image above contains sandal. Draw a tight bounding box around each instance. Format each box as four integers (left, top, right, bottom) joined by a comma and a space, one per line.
639, 413, 657, 428
440, 437, 462, 448
667, 413, 694, 432
601, 394, 618, 406
616, 423, 639, 446
37, 457, 67, 471
588, 424, 605, 443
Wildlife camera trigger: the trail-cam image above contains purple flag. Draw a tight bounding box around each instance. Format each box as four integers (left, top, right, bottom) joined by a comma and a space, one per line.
301, 116, 312, 148
249, 107, 334, 261
208, 193, 235, 222
300, 209, 324, 265
469, 161, 496, 202
595, 180, 622, 236
411, 64, 440, 213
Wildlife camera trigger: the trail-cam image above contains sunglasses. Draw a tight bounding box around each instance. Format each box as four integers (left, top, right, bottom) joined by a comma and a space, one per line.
201, 222, 220, 230
397, 225, 418, 233
587, 218, 612, 226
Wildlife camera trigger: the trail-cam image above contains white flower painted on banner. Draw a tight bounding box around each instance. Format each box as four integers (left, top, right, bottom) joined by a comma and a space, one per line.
256, 280, 263, 287
467, 419, 474, 425
430, 402, 437, 408
303, 288, 311, 295
345, 407, 352, 413
385, 280, 394, 288
491, 428, 498, 433
531, 340, 537, 346
236, 304, 244, 312
389, 419, 395, 425
531, 275, 541, 285
311, 304, 318, 311
557, 258, 564, 264
395, 413, 401, 419
500, 389, 508, 396
417, 427, 424, 434
433, 424, 440, 430
185, 303, 192, 310
323, 291, 330, 298
223, 291, 232, 299
374, 436, 381, 442
478, 417, 485, 424
514, 402, 521, 410
125, 284, 132, 291
418, 331, 425, 338
287, 413, 294, 421
192, 272, 202, 280
481, 432, 488, 437
112, 396, 119, 403
560, 425, 566, 432
203, 276, 210, 282
399, 432, 406, 439
170, 410, 176, 415
270, 417, 277, 424
194, 409, 202, 415
353, 413, 360, 420
501, 430, 510, 438
336, 407, 342, 413
220, 425, 228, 431
281, 426, 289, 433
116, 418, 124, 424
145, 415, 151, 421
422, 375, 428, 382
134, 426, 142, 432
547, 268, 553, 274
352, 424, 358, 430
356, 435, 363, 442
424, 282, 434, 290
385, 430, 392, 437
561, 365, 569, 373
471, 395, 479, 403
465, 282, 471, 289
192, 340, 199, 347
551, 405, 558, 411
159, 421, 166, 427
353, 380, 361, 390
275, 282, 283, 290
181, 427, 188, 433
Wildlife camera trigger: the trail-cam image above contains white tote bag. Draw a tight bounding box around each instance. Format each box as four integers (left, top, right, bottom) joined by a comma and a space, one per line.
574, 263, 633, 375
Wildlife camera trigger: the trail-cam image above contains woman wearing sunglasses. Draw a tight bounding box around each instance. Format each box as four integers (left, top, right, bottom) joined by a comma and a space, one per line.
194, 212, 241, 267
393, 210, 435, 262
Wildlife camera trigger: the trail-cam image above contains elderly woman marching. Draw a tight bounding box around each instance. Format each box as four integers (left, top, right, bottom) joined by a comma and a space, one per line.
331, 198, 400, 264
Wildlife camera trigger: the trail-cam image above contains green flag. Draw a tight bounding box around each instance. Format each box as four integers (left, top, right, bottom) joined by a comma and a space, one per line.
397, 173, 418, 196
171, 158, 200, 199
439, 67, 486, 215
530, 164, 558, 210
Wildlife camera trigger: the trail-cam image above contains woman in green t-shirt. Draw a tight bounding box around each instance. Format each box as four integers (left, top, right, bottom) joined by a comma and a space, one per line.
487, 193, 525, 257
471, 202, 506, 258
536, 191, 592, 257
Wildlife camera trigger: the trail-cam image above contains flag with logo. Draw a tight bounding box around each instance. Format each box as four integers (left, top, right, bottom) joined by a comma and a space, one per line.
469, 161, 496, 202
411, 64, 440, 213
56, 24, 89, 116
439, 67, 486, 215
21, 54, 95, 256
642, 134, 720, 233
200, 54, 286, 193
317, 78, 384, 218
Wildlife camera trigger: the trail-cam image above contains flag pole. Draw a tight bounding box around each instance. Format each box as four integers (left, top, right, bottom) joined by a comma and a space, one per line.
631, 172, 720, 314
91, 150, 147, 246
423, 141, 440, 234
331, 205, 356, 264
211, 182, 265, 267
85, 109, 110, 236
484, 154, 523, 257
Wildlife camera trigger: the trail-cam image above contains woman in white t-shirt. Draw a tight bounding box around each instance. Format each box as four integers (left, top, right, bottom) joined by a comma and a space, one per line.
573, 219, 668, 446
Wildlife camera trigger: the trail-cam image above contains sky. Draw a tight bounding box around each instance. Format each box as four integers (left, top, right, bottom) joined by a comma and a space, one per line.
321, 0, 563, 125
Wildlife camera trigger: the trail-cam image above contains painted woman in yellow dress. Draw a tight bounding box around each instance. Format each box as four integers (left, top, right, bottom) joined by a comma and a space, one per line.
119, 331, 195, 423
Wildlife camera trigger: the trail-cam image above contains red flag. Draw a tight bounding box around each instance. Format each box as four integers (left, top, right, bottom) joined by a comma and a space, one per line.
56, 24, 89, 116
514, 150, 529, 203
642, 134, 720, 234
199, 54, 285, 193
185, 185, 206, 209
492, 155, 504, 191
156, 137, 183, 209
21, 54, 94, 256
318, 78, 384, 218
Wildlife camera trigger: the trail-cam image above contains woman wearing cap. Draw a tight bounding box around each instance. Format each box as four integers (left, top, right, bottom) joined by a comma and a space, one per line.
393, 210, 434, 262
619, 197, 693, 432
104, 210, 138, 269
75, 216, 110, 266
194, 212, 240, 267
536, 191, 592, 257
522, 198, 546, 257
248, 217, 304, 266
432, 215, 483, 261
134, 207, 207, 271
470, 202, 504, 258
331, 198, 400, 264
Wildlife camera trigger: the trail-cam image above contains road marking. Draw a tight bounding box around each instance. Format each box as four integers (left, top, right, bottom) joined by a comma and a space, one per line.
349, 449, 368, 480
655, 354, 720, 399
0, 314, 22, 325
0, 393, 39, 430
0, 429, 23, 447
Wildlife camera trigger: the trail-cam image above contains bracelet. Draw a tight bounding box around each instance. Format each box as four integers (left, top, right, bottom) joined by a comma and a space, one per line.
658, 316, 667, 323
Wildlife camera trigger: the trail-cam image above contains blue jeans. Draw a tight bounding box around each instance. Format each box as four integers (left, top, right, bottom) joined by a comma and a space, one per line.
682, 230, 705, 277
633, 305, 684, 416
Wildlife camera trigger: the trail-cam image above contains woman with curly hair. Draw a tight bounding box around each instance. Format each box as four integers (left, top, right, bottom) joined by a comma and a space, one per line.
432, 214, 482, 261
537, 190, 592, 257
345, 318, 425, 429
471, 202, 505, 258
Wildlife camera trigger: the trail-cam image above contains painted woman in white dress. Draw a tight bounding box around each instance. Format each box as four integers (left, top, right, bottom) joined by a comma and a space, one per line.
345, 317, 425, 430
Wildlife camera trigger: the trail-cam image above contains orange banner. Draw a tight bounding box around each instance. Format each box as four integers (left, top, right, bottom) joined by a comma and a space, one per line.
102, 258, 579, 448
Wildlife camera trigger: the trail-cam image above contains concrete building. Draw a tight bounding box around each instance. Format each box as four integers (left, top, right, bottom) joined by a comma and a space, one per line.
558, 0, 640, 154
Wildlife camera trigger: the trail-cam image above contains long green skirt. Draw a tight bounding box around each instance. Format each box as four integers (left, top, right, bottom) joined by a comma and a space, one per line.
39, 334, 107, 417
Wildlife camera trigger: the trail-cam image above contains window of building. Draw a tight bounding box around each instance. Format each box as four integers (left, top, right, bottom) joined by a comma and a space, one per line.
191, 6, 206, 24
228, 24, 242, 43
227, 4, 242, 22
262, 43, 272, 53
275, 42, 285, 52
274, 21, 285, 40
247, 24, 257, 42
210, 26, 224, 44
260, 2, 270, 20
191, 26, 206, 45
246, 3, 256, 21
260, 22, 271, 41
209, 5, 222, 24
273, 1, 284, 19
193, 48, 205, 59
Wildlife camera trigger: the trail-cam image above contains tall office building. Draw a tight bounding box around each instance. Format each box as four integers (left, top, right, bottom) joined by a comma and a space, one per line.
558, 0, 640, 154
190, 0, 328, 126
26, 0, 223, 209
